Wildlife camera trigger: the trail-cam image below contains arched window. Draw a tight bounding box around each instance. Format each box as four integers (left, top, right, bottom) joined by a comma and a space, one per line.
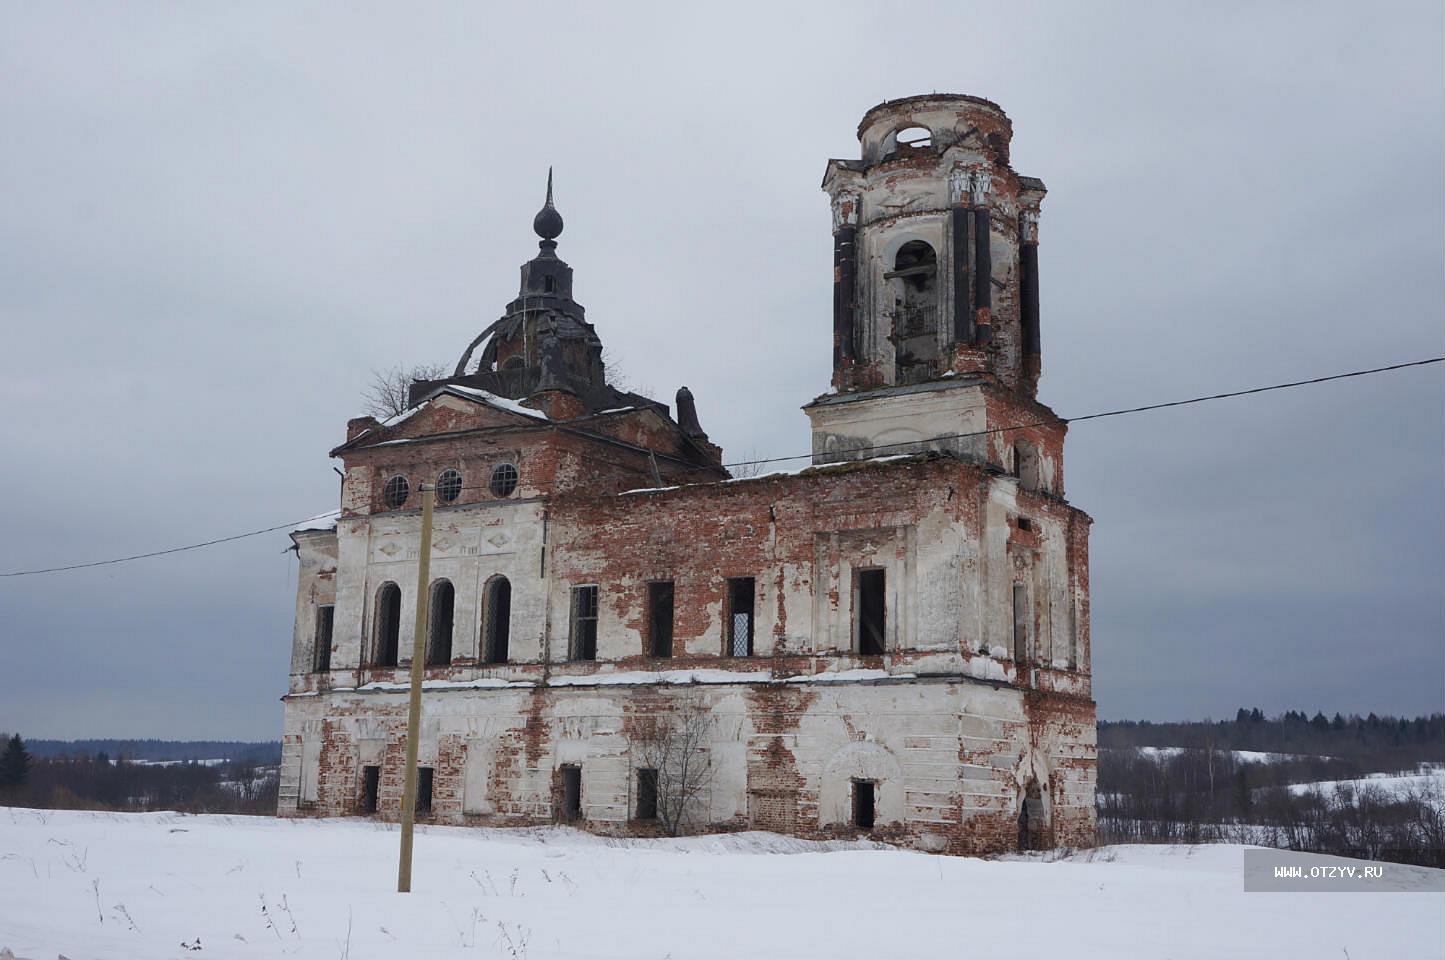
428, 579, 455, 667
483, 576, 512, 664
373, 582, 402, 667
894, 125, 931, 149
886, 240, 940, 384
1014, 441, 1041, 492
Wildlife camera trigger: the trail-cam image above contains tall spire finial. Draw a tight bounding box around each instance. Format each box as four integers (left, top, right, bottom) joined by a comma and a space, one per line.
533, 167, 563, 244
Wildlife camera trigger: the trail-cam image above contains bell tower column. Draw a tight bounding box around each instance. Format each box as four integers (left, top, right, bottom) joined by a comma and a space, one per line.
1020, 207, 1042, 390
831, 193, 859, 375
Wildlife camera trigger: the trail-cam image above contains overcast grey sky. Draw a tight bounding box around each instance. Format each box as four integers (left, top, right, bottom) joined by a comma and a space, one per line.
1, 2, 1440, 740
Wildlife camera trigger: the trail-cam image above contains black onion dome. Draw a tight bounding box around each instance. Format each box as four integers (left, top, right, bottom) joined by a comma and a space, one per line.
533, 167, 564, 240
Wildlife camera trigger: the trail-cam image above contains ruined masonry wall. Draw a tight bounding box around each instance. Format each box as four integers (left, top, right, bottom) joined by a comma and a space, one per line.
279, 680, 1095, 856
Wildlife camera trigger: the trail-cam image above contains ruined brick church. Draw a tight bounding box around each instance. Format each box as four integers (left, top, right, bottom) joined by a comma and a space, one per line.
280, 94, 1096, 854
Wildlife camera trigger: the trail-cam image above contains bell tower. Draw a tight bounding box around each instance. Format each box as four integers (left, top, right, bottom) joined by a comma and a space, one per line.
807, 94, 1060, 490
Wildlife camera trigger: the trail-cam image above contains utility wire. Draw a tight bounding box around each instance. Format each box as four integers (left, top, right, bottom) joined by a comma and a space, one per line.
0, 513, 341, 578
1, 357, 1438, 579
722, 357, 1444, 468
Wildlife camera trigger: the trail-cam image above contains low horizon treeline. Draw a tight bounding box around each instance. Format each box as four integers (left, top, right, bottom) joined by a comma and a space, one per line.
1101, 710, 1445, 773
19, 737, 281, 765
0, 735, 279, 817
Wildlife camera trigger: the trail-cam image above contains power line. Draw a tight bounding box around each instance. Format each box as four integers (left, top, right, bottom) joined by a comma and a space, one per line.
0, 356, 1438, 579
0, 513, 341, 579
722, 356, 1444, 468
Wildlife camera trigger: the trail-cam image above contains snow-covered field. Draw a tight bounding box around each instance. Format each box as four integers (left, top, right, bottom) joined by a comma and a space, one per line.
2, 808, 1442, 959
1288, 766, 1445, 802
1133, 746, 1334, 765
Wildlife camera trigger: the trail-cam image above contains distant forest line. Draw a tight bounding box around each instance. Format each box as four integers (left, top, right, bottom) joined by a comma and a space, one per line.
12, 710, 1445, 770
16, 738, 282, 764
1101, 710, 1445, 772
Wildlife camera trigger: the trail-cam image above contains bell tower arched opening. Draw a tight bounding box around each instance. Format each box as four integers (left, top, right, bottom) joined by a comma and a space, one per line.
886, 240, 939, 385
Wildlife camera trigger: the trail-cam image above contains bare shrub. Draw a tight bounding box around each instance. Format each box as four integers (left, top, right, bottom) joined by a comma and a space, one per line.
632, 694, 715, 837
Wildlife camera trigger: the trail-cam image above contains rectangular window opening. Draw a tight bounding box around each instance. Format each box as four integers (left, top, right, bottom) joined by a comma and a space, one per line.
417, 767, 434, 814
856, 568, 886, 656
313, 604, 335, 673
648, 581, 675, 658
1012, 581, 1029, 662
636, 768, 659, 821
569, 585, 599, 661
361, 765, 380, 814
853, 779, 876, 829
1017, 517, 1033, 532
561, 765, 582, 822
726, 577, 755, 657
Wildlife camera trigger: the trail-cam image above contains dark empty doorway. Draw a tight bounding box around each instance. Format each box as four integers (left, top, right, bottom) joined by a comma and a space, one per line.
853, 779, 876, 829
361, 765, 380, 814
560, 766, 582, 822
636, 768, 659, 821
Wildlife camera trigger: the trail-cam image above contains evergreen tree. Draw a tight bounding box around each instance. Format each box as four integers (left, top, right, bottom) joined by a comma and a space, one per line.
0, 734, 32, 788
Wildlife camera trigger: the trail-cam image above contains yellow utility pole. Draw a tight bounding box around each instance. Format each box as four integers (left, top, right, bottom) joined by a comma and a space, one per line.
397, 482, 435, 893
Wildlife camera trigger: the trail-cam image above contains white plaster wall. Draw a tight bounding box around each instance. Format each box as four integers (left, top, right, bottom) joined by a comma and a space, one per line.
807, 384, 988, 464
279, 677, 1091, 839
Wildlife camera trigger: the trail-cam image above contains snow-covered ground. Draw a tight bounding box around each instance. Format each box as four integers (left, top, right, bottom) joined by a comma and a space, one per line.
2, 808, 1441, 959
1133, 746, 1333, 764
1288, 765, 1445, 802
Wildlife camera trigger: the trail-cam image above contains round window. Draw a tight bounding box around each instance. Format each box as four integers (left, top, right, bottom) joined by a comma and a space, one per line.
489, 463, 519, 497
382, 474, 410, 509
437, 469, 463, 503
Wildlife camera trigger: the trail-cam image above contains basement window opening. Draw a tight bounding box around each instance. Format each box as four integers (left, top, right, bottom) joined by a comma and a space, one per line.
417, 767, 434, 814
312, 604, 334, 673
1017, 517, 1033, 532
361, 765, 380, 814
726, 577, 755, 657
560, 765, 582, 822
648, 580, 675, 658
856, 568, 886, 656
569, 585, 599, 661
853, 779, 876, 829
636, 768, 659, 821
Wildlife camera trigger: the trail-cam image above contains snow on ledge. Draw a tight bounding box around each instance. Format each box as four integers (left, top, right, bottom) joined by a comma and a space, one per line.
620, 453, 927, 496
354, 678, 535, 692
292, 510, 340, 534
317, 667, 937, 695
441, 384, 550, 420
549, 668, 774, 687
784, 668, 915, 684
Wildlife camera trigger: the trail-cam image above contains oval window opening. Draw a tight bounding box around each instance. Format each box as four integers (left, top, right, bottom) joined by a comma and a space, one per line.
382, 475, 410, 510
489, 463, 519, 498
437, 469, 463, 503
895, 126, 931, 148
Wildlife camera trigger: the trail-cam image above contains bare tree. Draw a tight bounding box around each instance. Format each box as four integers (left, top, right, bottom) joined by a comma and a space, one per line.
727, 449, 767, 480
632, 694, 715, 837
362, 363, 448, 419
